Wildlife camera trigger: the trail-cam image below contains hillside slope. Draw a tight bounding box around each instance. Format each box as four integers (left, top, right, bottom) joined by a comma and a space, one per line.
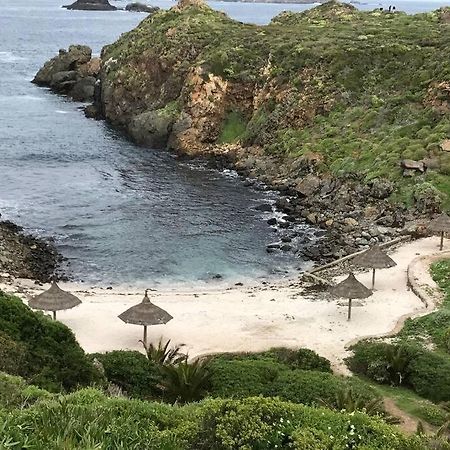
99, 1, 450, 211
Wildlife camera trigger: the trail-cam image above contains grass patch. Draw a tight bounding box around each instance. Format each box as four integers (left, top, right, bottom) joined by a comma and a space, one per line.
217, 111, 247, 144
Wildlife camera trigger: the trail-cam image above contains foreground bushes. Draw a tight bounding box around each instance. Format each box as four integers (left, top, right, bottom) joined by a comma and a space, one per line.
0, 386, 431, 449
208, 357, 379, 409
210, 347, 332, 372
347, 341, 450, 403
0, 291, 101, 392
90, 350, 161, 399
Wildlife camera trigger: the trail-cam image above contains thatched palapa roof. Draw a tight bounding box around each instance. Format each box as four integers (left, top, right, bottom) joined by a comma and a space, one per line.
352, 245, 396, 269
118, 291, 173, 326
28, 282, 82, 312
429, 213, 450, 233
329, 273, 373, 299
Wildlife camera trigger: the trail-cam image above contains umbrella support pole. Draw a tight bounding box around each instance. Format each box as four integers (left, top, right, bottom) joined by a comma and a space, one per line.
348, 299, 352, 321
52, 311, 56, 321
372, 268, 376, 290
143, 325, 148, 348
440, 231, 444, 251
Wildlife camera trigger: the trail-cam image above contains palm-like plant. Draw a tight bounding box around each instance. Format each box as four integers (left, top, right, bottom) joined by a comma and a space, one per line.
321, 387, 387, 418
385, 346, 411, 386
158, 359, 211, 404
141, 338, 187, 366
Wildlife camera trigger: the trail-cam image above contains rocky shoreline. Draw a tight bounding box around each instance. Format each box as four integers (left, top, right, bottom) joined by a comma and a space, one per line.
31, 42, 432, 265
0, 220, 61, 283
31, 0, 447, 265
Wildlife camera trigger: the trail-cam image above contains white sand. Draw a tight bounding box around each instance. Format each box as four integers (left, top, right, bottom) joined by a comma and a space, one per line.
1, 236, 448, 371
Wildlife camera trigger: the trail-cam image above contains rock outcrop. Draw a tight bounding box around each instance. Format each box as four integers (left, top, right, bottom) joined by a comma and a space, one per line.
125, 2, 159, 13
32, 45, 100, 102
0, 220, 61, 282
63, 0, 117, 10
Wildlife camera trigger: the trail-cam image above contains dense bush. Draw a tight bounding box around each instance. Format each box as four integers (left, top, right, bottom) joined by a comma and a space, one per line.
0, 387, 430, 449
210, 347, 332, 372
0, 291, 102, 392
208, 357, 378, 409
347, 341, 450, 402
408, 351, 450, 403
0, 372, 51, 410
209, 359, 284, 398
0, 331, 25, 375
90, 350, 161, 399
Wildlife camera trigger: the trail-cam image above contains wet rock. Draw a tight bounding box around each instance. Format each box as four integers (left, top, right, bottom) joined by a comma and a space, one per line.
63, 0, 117, 10
267, 218, 277, 226
255, 203, 272, 212
280, 244, 292, 252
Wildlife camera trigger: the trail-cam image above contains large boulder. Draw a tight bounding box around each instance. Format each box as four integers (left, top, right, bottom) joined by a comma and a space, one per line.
70, 76, 96, 101
63, 0, 117, 11
128, 110, 175, 148
125, 2, 159, 13
33, 45, 92, 86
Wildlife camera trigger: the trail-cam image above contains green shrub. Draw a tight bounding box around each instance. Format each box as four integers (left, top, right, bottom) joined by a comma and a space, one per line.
408, 351, 450, 403
0, 331, 25, 375
91, 350, 161, 399
1, 392, 425, 449
347, 341, 450, 402
0, 291, 102, 392
210, 347, 332, 372
209, 359, 283, 398
269, 369, 378, 408
414, 403, 449, 427
159, 359, 211, 404
0, 372, 51, 410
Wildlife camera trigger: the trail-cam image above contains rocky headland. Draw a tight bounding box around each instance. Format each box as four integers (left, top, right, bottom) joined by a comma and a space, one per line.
32, 45, 100, 102
0, 220, 61, 282
34, 1, 450, 263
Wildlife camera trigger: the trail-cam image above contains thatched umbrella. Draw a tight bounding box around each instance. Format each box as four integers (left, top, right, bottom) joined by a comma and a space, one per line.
118, 290, 173, 347
352, 245, 397, 289
28, 282, 82, 320
429, 213, 450, 251
329, 273, 372, 320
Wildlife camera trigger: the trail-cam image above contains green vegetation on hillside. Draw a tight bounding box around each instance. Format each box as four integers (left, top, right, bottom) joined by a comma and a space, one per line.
346, 259, 450, 429
102, 2, 450, 207
0, 291, 101, 392
0, 377, 434, 449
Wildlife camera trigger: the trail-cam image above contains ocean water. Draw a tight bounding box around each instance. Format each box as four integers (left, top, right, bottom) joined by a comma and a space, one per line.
0, 0, 447, 287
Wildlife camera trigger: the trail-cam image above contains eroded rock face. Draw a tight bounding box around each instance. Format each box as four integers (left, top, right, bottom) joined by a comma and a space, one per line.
125, 2, 159, 13
63, 0, 117, 11
33, 46, 100, 102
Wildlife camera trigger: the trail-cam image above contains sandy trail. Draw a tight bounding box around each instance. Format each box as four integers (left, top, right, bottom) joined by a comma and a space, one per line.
1, 237, 447, 370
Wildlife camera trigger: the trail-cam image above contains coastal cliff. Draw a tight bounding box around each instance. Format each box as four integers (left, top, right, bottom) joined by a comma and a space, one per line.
35, 1, 450, 259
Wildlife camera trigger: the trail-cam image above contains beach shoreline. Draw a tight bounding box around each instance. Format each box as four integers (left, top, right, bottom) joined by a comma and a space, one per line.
1, 236, 447, 372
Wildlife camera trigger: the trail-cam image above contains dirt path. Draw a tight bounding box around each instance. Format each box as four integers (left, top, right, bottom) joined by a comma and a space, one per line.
383, 397, 421, 435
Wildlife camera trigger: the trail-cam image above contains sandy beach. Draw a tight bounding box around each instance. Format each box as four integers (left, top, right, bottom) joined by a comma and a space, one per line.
1, 236, 448, 371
